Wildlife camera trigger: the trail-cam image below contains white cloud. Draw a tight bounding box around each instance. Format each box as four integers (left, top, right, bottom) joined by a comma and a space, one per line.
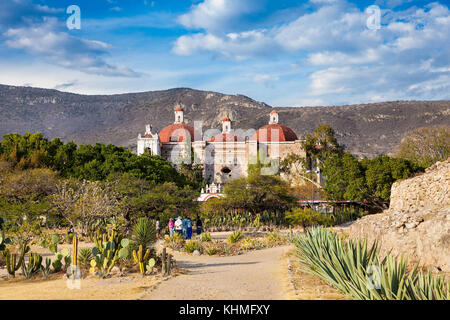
177, 0, 261, 32
4, 18, 139, 77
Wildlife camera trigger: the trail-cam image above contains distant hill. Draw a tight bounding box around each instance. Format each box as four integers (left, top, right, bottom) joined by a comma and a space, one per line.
0, 84, 448, 158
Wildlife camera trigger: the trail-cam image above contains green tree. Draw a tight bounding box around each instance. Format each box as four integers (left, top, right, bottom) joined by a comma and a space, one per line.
322, 152, 367, 202
223, 174, 295, 214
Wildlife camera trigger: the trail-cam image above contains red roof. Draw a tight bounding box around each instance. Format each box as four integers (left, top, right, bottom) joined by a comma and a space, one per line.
158, 123, 196, 143
175, 107, 183, 112
143, 133, 153, 138
270, 110, 278, 114
252, 124, 298, 142
209, 132, 243, 142
222, 116, 231, 122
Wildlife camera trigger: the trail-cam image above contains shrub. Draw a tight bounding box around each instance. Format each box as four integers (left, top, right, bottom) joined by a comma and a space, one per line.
240, 237, 264, 251
285, 208, 334, 228
227, 231, 243, 244
265, 231, 287, 247
184, 240, 200, 253
78, 248, 93, 270
164, 233, 185, 250
205, 246, 217, 256
132, 218, 156, 250
200, 233, 212, 242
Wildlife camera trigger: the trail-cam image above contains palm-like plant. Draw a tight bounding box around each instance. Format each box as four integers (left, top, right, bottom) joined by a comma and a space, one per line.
131, 218, 156, 250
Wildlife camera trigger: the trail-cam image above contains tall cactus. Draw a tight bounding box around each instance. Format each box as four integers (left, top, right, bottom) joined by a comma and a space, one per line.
72, 234, 78, 267
21, 252, 42, 279
2, 244, 29, 277
132, 245, 150, 275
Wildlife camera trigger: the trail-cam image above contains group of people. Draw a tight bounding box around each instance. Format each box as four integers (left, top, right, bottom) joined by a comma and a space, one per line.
156, 216, 203, 240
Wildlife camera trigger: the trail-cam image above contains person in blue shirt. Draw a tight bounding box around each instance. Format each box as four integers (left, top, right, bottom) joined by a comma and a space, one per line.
182, 217, 187, 239
186, 217, 193, 240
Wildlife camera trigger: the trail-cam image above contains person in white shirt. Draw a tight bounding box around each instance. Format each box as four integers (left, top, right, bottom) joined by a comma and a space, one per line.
174, 216, 183, 235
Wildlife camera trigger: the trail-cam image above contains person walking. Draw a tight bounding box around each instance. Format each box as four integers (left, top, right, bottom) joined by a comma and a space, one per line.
182, 216, 187, 239
175, 216, 183, 235
196, 216, 203, 235
186, 216, 193, 240
168, 218, 174, 237
155, 218, 161, 238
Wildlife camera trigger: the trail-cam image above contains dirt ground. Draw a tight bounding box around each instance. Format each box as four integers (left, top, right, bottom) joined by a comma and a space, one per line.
0, 232, 345, 300
145, 245, 294, 300
0, 272, 161, 300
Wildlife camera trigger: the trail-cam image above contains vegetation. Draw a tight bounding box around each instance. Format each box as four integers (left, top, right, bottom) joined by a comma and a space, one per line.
227, 231, 243, 244
396, 125, 450, 167
291, 227, 449, 300
322, 153, 423, 210
131, 218, 157, 251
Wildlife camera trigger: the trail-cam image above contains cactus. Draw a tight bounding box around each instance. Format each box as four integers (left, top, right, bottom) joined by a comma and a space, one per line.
90, 234, 125, 278
72, 234, 78, 267
132, 245, 150, 275
21, 253, 42, 279
146, 258, 155, 272
2, 244, 29, 277
41, 257, 51, 278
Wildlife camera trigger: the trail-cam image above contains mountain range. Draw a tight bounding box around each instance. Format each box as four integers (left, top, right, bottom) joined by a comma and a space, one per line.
1, 84, 449, 158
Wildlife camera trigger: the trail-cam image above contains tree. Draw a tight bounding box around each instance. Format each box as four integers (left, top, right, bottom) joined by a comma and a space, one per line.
51, 179, 119, 235
223, 174, 295, 214
322, 153, 422, 211
0, 168, 58, 221
361, 156, 421, 210
396, 126, 450, 167
322, 152, 367, 202
302, 124, 343, 169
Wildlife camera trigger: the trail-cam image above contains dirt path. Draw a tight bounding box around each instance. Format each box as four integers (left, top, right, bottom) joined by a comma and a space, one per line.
143, 245, 294, 300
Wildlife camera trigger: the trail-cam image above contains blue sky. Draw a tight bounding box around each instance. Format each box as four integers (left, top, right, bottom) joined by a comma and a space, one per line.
0, 0, 449, 106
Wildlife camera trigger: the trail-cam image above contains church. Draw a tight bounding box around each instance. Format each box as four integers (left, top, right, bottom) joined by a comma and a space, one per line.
137, 107, 305, 184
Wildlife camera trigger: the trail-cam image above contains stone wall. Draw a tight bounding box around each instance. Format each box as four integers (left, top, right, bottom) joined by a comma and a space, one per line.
337, 158, 450, 272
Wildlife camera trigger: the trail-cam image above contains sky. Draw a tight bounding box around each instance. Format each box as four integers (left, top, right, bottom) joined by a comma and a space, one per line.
0, 0, 449, 107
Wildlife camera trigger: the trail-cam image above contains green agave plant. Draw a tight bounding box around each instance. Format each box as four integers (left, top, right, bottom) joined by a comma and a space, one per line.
227, 231, 243, 244
293, 227, 449, 300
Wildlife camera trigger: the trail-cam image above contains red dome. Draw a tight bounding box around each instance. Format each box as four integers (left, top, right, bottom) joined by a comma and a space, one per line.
158, 123, 197, 143
252, 124, 298, 142
222, 116, 231, 122
209, 132, 243, 142
270, 110, 278, 114
175, 107, 183, 112
143, 133, 153, 138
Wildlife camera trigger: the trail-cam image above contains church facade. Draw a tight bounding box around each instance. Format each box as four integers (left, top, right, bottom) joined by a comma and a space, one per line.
137, 107, 305, 184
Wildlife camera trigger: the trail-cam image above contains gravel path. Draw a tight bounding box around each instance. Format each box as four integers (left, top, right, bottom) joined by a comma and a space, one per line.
144, 245, 294, 300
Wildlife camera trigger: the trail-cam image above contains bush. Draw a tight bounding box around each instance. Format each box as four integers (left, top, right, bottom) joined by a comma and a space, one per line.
227, 231, 243, 244
184, 240, 200, 253
205, 245, 217, 256
164, 233, 185, 250
78, 248, 93, 270
200, 233, 212, 242
285, 208, 334, 228
132, 218, 156, 250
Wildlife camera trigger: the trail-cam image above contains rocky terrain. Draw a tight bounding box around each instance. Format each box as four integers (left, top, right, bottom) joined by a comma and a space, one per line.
338, 158, 450, 272
0, 84, 449, 157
